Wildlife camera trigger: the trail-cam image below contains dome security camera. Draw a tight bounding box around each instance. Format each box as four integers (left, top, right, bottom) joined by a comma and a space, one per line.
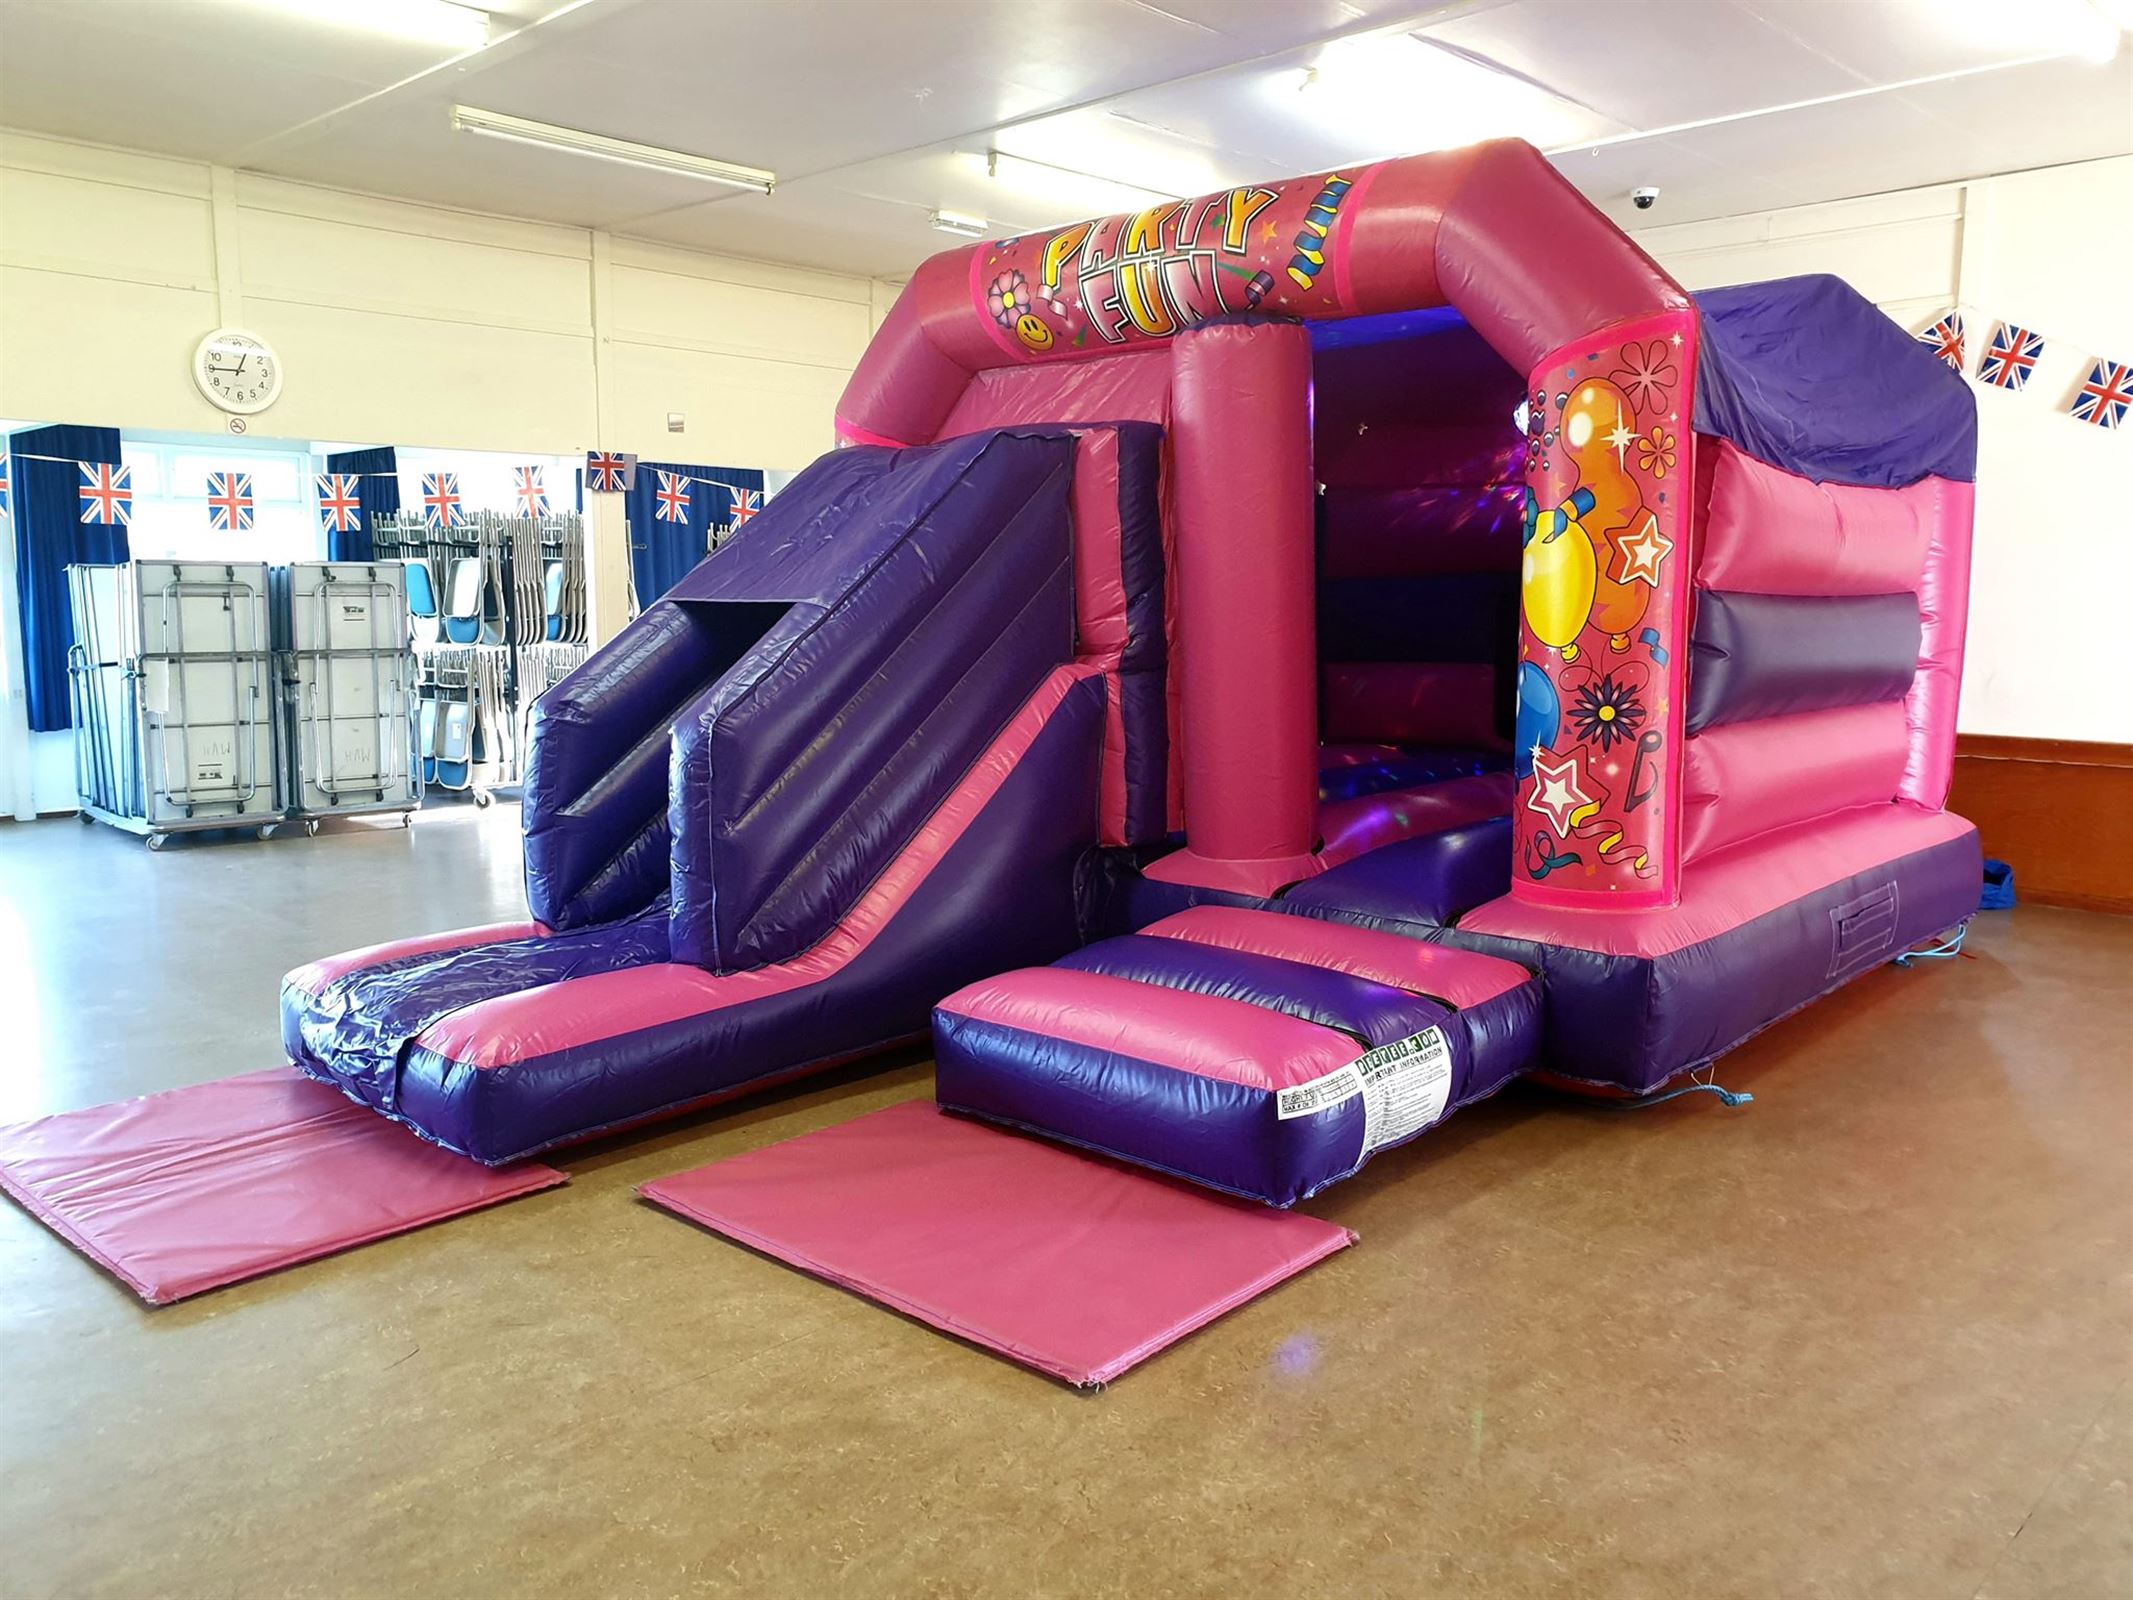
1631, 186, 1661, 210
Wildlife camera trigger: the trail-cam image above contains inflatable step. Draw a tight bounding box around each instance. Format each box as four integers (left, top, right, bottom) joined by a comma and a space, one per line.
933, 907, 1541, 1207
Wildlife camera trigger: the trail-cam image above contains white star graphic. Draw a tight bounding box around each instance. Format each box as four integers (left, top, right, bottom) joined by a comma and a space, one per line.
1604, 405, 1636, 471
1526, 749, 1600, 835
1613, 511, 1674, 586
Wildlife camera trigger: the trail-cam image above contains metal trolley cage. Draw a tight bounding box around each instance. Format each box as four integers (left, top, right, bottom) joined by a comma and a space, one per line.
271, 562, 423, 834
66, 562, 279, 849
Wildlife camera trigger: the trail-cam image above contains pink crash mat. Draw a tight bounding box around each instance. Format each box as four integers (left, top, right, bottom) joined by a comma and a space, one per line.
641, 1100, 1355, 1387
0, 1068, 565, 1305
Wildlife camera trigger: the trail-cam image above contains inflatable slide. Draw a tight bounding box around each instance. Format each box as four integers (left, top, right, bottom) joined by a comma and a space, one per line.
285, 137, 1979, 1209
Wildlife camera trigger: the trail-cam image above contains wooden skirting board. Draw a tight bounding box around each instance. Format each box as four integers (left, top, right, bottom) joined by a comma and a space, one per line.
1949, 736, 2133, 915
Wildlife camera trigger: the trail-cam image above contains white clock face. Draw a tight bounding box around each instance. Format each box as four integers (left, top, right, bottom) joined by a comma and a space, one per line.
192, 328, 283, 415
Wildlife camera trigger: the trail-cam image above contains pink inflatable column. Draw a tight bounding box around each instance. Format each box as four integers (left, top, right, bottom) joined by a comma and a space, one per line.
1146, 321, 1322, 896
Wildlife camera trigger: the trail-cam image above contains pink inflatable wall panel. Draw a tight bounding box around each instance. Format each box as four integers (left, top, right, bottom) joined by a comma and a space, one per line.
1680, 702, 1909, 864
1692, 443, 1974, 822
1900, 479, 1975, 809
937, 347, 1170, 441
1697, 442, 1936, 596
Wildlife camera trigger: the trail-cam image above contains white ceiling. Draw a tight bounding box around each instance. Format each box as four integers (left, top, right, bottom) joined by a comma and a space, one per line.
1, 0, 2129, 280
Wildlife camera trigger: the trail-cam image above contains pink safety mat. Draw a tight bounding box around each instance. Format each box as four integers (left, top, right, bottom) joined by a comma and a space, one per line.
641, 1100, 1355, 1387
0, 1068, 566, 1306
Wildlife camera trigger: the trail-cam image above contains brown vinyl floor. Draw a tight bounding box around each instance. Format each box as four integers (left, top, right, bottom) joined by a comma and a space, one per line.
1, 805, 2128, 1600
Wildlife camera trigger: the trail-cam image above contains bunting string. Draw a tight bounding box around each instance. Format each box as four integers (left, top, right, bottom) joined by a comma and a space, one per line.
0, 449, 773, 534
1911, 303, 2130, 431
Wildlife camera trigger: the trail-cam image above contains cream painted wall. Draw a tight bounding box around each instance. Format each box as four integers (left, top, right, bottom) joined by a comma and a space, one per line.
0, 127, 893, 815
1631, 157, 2133, 743
0, 128, 880, 468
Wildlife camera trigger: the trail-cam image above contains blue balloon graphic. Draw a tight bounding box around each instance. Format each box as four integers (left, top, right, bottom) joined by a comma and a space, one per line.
1514, 661, 1559, 780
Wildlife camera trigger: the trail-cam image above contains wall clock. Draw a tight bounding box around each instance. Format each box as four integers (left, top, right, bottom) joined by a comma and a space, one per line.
191, 328, 283, 415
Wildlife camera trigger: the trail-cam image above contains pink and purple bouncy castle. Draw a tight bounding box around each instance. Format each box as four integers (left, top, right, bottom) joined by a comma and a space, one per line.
284, 138, 1978, 1206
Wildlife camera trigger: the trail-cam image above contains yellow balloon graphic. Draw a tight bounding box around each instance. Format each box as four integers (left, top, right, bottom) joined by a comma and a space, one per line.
1523, 505, 1598, 664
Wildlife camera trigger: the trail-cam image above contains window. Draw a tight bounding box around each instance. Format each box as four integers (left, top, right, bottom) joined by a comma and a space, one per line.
119, 440, 324, 566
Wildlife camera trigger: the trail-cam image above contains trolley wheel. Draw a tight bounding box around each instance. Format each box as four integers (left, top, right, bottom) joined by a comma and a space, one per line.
473, 790, 495, 810
145, 833, 167, 852
402, 813, 414, 829
257, 824, 277, 842
77, 810, 93, 824
305, 819, 321, 837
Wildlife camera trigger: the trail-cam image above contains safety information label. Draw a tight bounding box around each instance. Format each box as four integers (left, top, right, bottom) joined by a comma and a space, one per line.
1356, 1027, 1453, 1155
1273, 1025, 1455, 1153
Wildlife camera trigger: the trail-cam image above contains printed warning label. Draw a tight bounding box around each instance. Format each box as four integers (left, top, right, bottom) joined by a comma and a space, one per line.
1354, 1027, 1454, 1156
1275, 1063, 1362, 1120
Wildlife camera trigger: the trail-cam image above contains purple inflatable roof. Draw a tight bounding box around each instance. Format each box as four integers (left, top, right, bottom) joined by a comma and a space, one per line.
1693, 274, 1977, 488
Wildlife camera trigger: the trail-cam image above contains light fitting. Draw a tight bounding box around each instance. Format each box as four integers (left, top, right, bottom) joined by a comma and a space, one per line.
449, 106, 776, 193
1282, 32, 1593, 157
930, 210, 989, 239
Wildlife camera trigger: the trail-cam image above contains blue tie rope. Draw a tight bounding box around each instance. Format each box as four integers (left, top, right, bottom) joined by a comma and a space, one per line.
1594, 1080, 1755, 1111
1894, 921, 1969, 967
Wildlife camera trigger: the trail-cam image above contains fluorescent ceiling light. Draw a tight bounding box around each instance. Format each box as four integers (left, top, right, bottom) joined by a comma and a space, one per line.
243, 0, 491, 50
1279, 32, 1594, 158
930, 210, 988, 238
449, 107, 775, 192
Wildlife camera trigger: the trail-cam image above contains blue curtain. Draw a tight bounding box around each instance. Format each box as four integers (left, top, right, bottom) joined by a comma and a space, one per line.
9, 424, 126, 733
624, 461, 765, 605
324, 446, 400, 561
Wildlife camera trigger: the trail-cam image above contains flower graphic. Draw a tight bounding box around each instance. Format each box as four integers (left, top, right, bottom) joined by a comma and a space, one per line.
1636, 425, 1677, 479
986, 270, 1030, 330
1567, 671, 1646, 753
1610, 339, 1678, 413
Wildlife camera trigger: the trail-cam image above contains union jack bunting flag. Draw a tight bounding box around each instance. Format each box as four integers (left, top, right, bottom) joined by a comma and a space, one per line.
727, 486, 761, 526
1979, 322, 2043, 391
317, 473, 363, 534
2068, 358, 2132, 431
586, 451, 636, 493
1914, 310, 1965, 372
513, 464, 550, 516
78, 462, 133, 527
653, 470, 692, 524
421, 471, 466, 530
205, 470, 255, 532
0, 459, 10, 520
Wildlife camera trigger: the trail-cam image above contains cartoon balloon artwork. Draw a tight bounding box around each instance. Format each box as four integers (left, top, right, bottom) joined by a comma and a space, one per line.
1520, 484, 1598, 662
1514, 315, 1695, 904
1514, 659, 1560, 781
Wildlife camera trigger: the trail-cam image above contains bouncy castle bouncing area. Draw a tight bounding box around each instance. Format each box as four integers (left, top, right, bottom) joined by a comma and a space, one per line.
0, 138, 1981, 1382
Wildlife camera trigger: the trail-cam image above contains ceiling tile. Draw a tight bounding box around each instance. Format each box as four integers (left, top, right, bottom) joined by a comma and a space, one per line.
1421, 0, 1869, 129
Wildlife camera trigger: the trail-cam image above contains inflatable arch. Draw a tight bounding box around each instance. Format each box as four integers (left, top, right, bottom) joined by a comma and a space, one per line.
284, 139, 1979, 1206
